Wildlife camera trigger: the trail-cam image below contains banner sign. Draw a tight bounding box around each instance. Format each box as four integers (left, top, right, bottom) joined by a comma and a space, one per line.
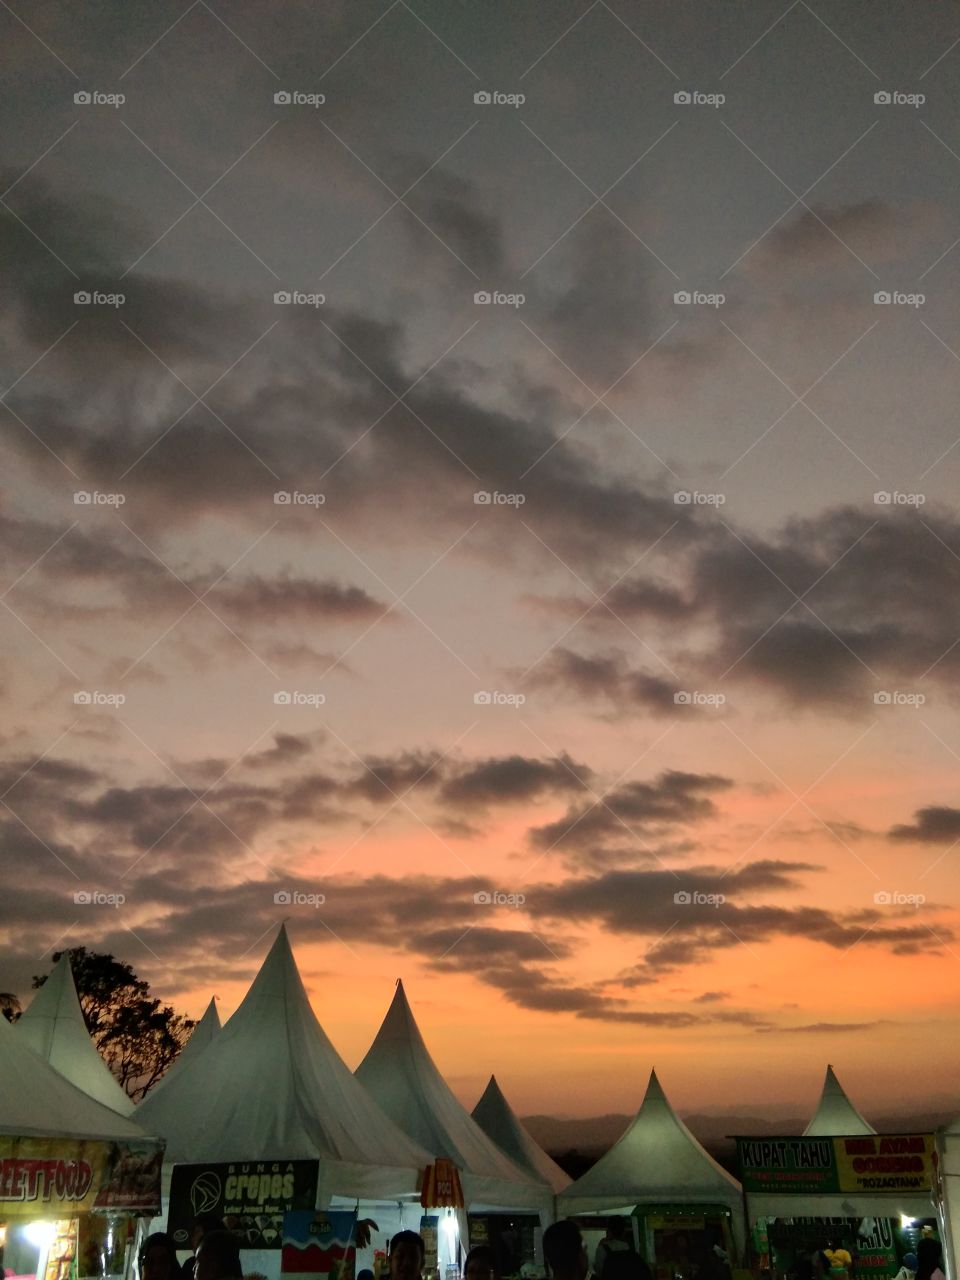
834, 1135, 936, 1194
420, 1159, 465, 1208
737, 1136, 936, 1195
168, 1159, 320, 1249
281, 1210, 357, 1280
0, 1136, 163, 1218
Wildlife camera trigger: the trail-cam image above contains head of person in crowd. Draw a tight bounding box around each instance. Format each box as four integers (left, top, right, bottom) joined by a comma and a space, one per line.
465, 1245, 498, 1280
195, 1231, 243, 1280
139, 1234, 182, 1280
389, 1231, 426, 1280
915, 1239, 944, 1280
543, 1220, 588, 1280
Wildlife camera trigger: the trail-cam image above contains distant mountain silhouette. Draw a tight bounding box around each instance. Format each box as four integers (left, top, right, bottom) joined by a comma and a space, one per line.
524, 1107, 958, 1179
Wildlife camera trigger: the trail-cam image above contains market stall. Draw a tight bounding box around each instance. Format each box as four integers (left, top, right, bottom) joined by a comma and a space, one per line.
0, 1010, 163, 1280
355, 982, 555, 1278
469, 1075, 568, 1275
935, 1118, 959, 1280
136, 927, 432, 1280
740, 1066, 938, 1280
557, 1069, 746, 1272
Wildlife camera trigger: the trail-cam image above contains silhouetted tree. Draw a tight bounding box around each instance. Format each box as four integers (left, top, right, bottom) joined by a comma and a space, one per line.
33, 947, 194, 1100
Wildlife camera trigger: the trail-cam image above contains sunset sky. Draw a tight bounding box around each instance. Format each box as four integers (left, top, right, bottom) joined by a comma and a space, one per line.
2, 0, 960, 1121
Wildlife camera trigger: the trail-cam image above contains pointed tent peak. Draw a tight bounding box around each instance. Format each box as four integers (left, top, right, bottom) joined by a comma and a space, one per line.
371, 978, 431, 1054
229, 923, 307, 1017
476, 1075, 506, 1108
643, 1068, 668, 1103
471, 1073, 572, 1194
803, 1064, 875, 1136
200, 996, 221, 1029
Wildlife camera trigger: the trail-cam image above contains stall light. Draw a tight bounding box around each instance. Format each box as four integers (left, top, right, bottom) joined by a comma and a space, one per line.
900, 1217, 915, 1231
441, 1211, 459, 1242
24, 1221, 58, 1248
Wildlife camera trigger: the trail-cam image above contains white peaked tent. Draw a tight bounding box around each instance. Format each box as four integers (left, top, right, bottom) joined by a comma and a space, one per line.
17, 951, 135, 1115
355, 981, 552, 1213
136, 925, 432, 1200
149, 996, 221, 1094
0, 1007, 149, 1141
558, 1069, 746, 1257
936, 1118, 960, 1280
472, 1075, 570, 1194
802, 1064, 875, 1136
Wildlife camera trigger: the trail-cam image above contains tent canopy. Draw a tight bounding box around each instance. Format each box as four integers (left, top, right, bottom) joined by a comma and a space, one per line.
559, 1069, 742, 1211
356, 981, 549, 1211
803, 1065, 875, 1136
0, 1008, 149, 1141
472, 1074, 570, 1194
150, 996, 221, 1094
17, 951, 134, 1115
137, 926, 432, 1201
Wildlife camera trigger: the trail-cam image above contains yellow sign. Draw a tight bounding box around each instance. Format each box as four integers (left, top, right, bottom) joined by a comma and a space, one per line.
0, 1136, 163, 1217
834, 1134, 936, 1194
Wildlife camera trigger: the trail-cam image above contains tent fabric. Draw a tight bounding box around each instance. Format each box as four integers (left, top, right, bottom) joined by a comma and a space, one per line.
802, 1065, 875, 1136
17, 952, 135, 1115
355, 981, 551, 1212
558, 1069, 745, 1257
149, 996, 221, 1094
472, 1074, 570, 1194
0, 1008, 150, 1140
136, 926, 432, 1201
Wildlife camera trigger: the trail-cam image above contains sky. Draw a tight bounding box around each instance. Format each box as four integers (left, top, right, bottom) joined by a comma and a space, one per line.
2, 0, 960, 1121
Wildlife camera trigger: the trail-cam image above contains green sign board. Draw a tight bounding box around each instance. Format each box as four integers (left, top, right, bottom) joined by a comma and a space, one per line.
737, 1137, 839, 1194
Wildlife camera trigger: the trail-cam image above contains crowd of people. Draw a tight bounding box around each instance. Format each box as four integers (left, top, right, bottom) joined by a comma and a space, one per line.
135, 1216, 944, 1280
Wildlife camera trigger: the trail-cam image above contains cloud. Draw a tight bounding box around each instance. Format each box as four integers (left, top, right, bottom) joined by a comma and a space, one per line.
757, 1021, 887, 1034
888, 806, 960, 843
438, 753, 592, 808
528, 769, 733, 856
